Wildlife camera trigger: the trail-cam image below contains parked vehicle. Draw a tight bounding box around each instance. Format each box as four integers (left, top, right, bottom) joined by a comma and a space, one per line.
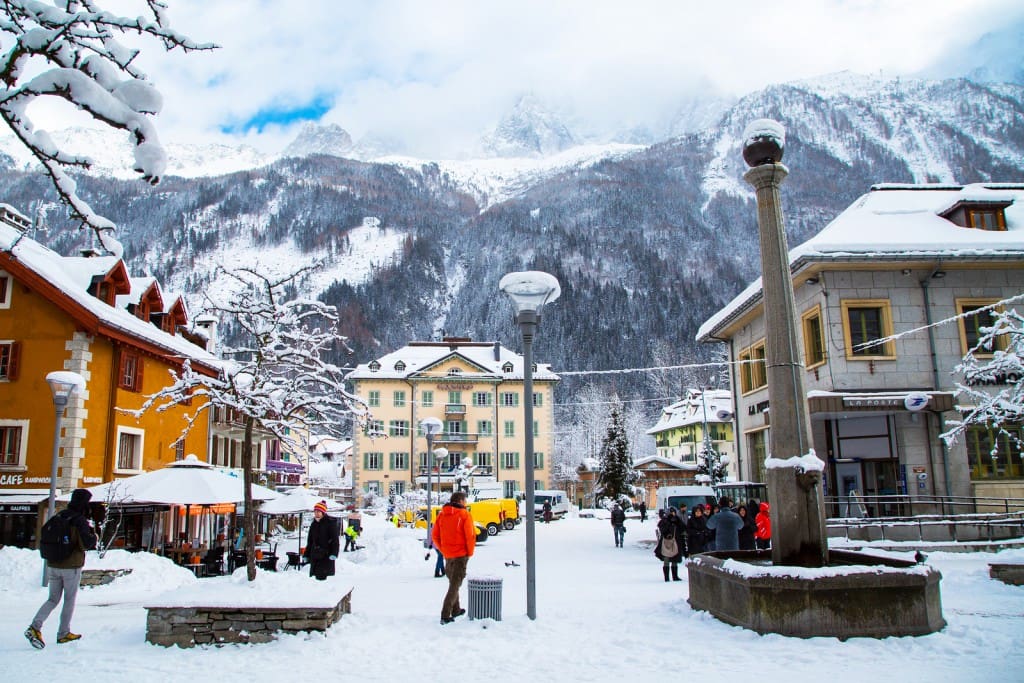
466, 499, 506, 536
522, 490, 570, 520
714, 481, 768, 506
655, 485, 716, 515
497, 498, 520, 529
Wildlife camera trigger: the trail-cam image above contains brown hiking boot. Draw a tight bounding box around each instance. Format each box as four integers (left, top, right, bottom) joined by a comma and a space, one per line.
57, 633, 81, 644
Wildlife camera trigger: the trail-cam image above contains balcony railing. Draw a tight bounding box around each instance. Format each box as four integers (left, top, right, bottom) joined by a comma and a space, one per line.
435, 432, 478, 444
417, 465, 494, 477
445, 403, 466, 415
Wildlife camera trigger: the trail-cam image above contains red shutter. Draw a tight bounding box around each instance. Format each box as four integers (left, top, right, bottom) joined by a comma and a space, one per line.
6, 342, 20, 380
134, 355, 144, 392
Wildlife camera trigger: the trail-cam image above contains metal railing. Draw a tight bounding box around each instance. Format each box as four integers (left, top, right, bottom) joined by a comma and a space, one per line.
825, 494, 1024, 519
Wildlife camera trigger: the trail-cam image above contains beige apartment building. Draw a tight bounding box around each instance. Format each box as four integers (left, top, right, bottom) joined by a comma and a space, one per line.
345, 337, 559, 501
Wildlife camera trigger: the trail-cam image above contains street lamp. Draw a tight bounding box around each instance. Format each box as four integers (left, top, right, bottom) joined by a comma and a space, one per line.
420, 417, 443, 549
434, 447, 448, 510
500, 270, 560, 621
43, 370, 84, 586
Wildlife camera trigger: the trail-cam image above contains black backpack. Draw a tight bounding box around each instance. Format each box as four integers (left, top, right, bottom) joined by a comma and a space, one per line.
39, 511, 76, 562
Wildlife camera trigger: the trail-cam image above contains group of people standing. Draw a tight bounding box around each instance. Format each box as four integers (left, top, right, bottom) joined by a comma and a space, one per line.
653, 497, 771, 582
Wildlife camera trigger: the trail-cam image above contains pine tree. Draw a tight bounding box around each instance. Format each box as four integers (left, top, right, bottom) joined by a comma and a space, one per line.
594, 404, 641, 505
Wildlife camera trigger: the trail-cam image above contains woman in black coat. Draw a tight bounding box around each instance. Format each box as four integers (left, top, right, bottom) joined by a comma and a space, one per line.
655, 507, 684, 582
737, 505, 757, 551
304, 501, 340, 580
686, 505, 708, 555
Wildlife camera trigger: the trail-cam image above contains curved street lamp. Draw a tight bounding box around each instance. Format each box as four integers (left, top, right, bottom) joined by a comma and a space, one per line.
420, 417, 443, 549
499, 270, 560, 621
43, 370, 84, 586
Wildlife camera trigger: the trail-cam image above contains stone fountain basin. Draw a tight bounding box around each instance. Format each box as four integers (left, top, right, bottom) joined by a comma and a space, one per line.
687, 549, 945, 639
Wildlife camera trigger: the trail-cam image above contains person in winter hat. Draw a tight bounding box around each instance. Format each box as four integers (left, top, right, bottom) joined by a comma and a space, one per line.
431, 491, 476, 624
654, 506, 684, 581
755, 502, 772, 550
304, 500, 339, 580
25, 488, 97, 648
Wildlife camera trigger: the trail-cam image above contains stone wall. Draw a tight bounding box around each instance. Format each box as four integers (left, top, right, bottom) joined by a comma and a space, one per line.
80, 568, 132, 587
145, 591, 351, 647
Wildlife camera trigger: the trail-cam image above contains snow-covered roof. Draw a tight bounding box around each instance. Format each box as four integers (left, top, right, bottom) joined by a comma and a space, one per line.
698, 183, 1024, 341
0, 222, 221, 372
346, 339, 559, 381
633, 455, 696, 470
646, 389, 734, 434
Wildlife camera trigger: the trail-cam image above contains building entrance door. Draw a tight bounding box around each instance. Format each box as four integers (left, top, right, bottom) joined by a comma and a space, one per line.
863, 459, 900, 516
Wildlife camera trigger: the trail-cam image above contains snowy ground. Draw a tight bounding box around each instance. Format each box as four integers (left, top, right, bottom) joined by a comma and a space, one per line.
2, 512, 1022, 682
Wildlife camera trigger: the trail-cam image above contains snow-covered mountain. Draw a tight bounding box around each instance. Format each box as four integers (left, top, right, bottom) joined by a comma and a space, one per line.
281, 122, 354, 159
480, 94, 579, 158
1, 70, 1022, 406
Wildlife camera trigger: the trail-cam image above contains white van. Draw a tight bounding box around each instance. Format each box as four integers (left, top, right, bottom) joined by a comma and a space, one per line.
521, 490, 570, 520
655, 485, 716, 515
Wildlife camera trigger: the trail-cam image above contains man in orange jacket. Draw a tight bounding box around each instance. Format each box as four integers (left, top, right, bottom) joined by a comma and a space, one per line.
431, 491, 476, 624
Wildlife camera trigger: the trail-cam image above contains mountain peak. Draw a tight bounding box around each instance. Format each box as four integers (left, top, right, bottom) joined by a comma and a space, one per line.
282, 122, 354, 159
481, 94, 578, 158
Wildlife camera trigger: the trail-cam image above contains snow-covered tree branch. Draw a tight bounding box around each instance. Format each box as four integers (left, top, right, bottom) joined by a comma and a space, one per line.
0, 0, 215, 245
943, 306, 1024, 454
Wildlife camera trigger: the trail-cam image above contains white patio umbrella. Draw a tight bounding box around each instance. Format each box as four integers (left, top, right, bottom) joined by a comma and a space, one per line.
258, 487, 342, 556
72, 454, 281, 505
63, 454, 281, 546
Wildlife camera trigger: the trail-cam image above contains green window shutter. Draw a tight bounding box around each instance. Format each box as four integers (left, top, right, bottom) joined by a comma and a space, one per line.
535, 452, 544, 469
515, 453, 520, 468
363, 453, 368, 469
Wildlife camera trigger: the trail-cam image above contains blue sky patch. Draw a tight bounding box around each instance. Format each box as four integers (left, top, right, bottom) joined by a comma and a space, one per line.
222, 94, 333, 134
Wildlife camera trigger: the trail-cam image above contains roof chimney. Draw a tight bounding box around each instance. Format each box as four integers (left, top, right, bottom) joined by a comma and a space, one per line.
493, 341, 501, 361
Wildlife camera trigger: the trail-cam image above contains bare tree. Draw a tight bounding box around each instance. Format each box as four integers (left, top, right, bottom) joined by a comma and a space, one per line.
133, 263, 364, 581
0, 1, 214, 247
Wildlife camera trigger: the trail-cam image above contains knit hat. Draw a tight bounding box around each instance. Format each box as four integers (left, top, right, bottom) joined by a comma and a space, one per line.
69, 488, 92, 512
313, 501, 328, 515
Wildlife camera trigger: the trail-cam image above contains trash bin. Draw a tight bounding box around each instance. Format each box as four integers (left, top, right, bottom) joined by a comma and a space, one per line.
467, 576, 502, 621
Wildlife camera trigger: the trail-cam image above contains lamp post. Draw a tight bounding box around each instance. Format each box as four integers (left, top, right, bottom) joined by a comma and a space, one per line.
500, 270, 561, 621
43, 371, 84, 586
420, 417, 443, 548
434, 447, 448, 509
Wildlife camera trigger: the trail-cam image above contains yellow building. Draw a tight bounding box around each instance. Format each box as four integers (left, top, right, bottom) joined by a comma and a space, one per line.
0, 205, 219, 547
645, 389, 737, 477
346, 337, 559, 501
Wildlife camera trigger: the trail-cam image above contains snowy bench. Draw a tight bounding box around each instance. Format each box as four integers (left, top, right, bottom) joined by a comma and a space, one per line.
989, 563, 1024, 586
144, 585, 353, 647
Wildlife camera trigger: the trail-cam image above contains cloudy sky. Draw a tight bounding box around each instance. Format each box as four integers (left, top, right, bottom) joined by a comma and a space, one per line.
36, 0, 1024, 158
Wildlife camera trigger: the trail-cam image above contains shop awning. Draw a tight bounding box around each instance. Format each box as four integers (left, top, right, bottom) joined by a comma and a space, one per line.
0, 491, 48, 513
808, 390, 955, 415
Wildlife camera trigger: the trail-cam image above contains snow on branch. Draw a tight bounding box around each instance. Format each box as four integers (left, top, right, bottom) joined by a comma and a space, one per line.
943, 306, 1024, 454
0, 0, 216, 244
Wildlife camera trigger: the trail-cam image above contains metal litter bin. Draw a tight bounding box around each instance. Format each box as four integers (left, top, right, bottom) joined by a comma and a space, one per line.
467, 576, 502, 621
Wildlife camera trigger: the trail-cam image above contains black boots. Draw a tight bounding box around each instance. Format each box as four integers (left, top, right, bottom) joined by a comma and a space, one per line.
672, 565, 681, 581
663, 566, 670, 582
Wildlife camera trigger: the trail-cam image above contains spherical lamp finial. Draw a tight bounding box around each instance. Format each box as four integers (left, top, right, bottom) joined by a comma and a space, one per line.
742, 119, 786, 167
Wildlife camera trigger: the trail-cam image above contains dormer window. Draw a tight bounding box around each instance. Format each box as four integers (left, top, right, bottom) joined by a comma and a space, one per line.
502, 362, 513, 373
940, 199, 1010, 231
967, 208, 1004, 231
394, 361, 406, 372
368, 360, 380, 372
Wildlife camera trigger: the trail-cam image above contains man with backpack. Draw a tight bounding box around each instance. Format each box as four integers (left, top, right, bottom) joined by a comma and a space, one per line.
25, 488, 97, 648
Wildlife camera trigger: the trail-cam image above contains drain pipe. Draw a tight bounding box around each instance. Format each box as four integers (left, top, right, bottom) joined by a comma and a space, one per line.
919, 269, 952, 496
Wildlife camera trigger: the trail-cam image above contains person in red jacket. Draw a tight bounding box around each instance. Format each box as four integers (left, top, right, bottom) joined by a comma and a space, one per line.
431, 491, 476, 624
755, 502, 771, 550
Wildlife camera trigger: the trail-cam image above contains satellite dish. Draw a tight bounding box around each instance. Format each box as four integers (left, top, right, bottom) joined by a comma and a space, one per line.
716, 409, 735, 421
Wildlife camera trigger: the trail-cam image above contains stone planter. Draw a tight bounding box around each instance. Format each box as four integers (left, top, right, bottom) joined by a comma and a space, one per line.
81, 568, 133, 587
989, 563, 1024, 586
145, 588, 352, 647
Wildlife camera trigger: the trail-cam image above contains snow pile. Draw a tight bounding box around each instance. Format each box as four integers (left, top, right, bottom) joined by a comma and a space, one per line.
766, 450, 826, 472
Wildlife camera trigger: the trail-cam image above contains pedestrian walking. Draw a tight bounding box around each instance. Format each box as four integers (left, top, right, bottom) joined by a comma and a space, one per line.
610, 503, 626, 547
638, 500, 648, 523
542, 500, 553, 523
25, 488, 98, 648
304, 500, 339, 580
431, 491, 476, 624
654, 507, 684, 581
706, 497, 744, 551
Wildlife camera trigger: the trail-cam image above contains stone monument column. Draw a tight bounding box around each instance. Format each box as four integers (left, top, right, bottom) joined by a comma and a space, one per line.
742, 120, 827, 567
